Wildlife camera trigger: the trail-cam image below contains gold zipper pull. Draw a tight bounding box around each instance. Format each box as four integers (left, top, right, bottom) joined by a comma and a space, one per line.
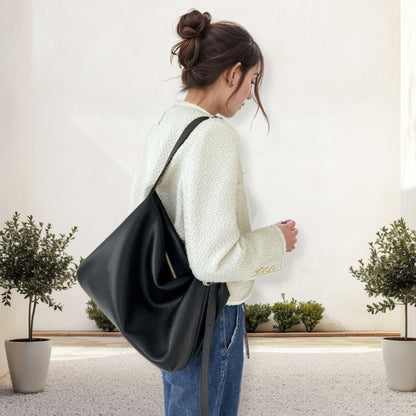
165, 251, 177, 279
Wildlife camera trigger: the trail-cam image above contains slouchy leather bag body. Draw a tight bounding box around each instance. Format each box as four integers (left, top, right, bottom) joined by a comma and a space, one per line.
77, 115, 230, 416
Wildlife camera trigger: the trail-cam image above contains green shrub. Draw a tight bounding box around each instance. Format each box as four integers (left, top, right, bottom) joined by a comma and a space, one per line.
244, 303, 272, 332
86, 299, 117, 332
297, 300, 325, 332
271, 293, 300, 332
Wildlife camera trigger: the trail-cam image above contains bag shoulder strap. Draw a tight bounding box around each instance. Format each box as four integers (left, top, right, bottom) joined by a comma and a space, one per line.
150, 115, 218, 193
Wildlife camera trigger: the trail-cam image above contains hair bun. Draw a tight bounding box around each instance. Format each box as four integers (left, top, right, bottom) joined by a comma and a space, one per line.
177, 9, 211, 40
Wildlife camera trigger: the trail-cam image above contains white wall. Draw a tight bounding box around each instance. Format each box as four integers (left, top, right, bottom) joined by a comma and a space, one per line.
0, 0, 33, 378
2, 0, 402, 336
401, 0, 416, 337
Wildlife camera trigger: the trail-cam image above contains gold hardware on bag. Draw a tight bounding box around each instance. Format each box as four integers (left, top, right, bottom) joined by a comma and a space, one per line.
165, 251, 177, 279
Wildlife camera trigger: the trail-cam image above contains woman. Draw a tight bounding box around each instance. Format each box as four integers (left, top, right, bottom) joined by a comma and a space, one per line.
128, 8, 298, 416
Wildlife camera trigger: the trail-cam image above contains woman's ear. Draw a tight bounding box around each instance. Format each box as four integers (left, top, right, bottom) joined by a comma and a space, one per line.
225, 62, 242, 84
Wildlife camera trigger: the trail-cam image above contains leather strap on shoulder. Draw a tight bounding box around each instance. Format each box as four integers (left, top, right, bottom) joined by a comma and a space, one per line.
150, 115, 218, 193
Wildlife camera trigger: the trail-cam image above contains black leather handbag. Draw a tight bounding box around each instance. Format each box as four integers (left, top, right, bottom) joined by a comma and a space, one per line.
77, 115, 230, 416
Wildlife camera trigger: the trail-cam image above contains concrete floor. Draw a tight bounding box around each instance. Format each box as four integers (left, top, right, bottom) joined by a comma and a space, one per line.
48, 335, 384, 349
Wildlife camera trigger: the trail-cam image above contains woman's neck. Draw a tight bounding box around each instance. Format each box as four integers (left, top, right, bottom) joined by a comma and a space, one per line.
184, 90, 218, 116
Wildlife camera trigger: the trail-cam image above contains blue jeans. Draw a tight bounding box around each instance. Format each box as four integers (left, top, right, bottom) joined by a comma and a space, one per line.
161, 302, 250, 416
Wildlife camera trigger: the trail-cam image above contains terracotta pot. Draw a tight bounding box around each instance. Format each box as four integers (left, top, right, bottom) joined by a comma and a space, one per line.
382, 337, 416, 391
4, 338, 52, 393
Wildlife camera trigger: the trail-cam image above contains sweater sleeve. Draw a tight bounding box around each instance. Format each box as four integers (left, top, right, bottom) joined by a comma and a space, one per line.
180, 118, 286, 284
127, 147, 147, 215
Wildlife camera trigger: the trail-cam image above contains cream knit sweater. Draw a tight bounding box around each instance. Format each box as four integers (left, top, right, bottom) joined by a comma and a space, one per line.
127, 99, 286, 305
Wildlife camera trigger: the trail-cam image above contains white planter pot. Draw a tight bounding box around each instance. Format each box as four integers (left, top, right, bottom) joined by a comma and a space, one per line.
4, 338, 52, 393
381, 336, 416, 391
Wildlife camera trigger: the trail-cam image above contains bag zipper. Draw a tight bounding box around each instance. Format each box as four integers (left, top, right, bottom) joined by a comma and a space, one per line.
165, 250, 213, 285
165, 251, 177, 279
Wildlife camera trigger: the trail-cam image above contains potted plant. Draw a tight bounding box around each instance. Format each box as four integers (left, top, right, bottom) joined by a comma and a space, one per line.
0, 212, 80, 393
349, 217, 416, 391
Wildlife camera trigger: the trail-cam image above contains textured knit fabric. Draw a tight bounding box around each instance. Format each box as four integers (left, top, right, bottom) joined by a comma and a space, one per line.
127, 99, 286, 305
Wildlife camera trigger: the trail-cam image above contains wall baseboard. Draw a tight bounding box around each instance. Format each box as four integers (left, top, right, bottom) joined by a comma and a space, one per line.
32, 330, 401, 338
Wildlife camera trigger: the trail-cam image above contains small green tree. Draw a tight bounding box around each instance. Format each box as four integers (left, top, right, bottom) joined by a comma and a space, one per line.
271, 293, 300, 332
297, 300, 325, 332
244, 303, 272, 332
86, 299, 117, 332
0, 212, 81, 341
349, 217, 416, 340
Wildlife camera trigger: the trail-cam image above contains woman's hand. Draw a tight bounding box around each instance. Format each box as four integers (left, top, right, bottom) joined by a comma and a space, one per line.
276, 219, 298, 252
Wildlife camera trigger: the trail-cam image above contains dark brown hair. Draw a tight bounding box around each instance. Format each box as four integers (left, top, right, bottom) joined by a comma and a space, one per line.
170, 9, 270, 133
